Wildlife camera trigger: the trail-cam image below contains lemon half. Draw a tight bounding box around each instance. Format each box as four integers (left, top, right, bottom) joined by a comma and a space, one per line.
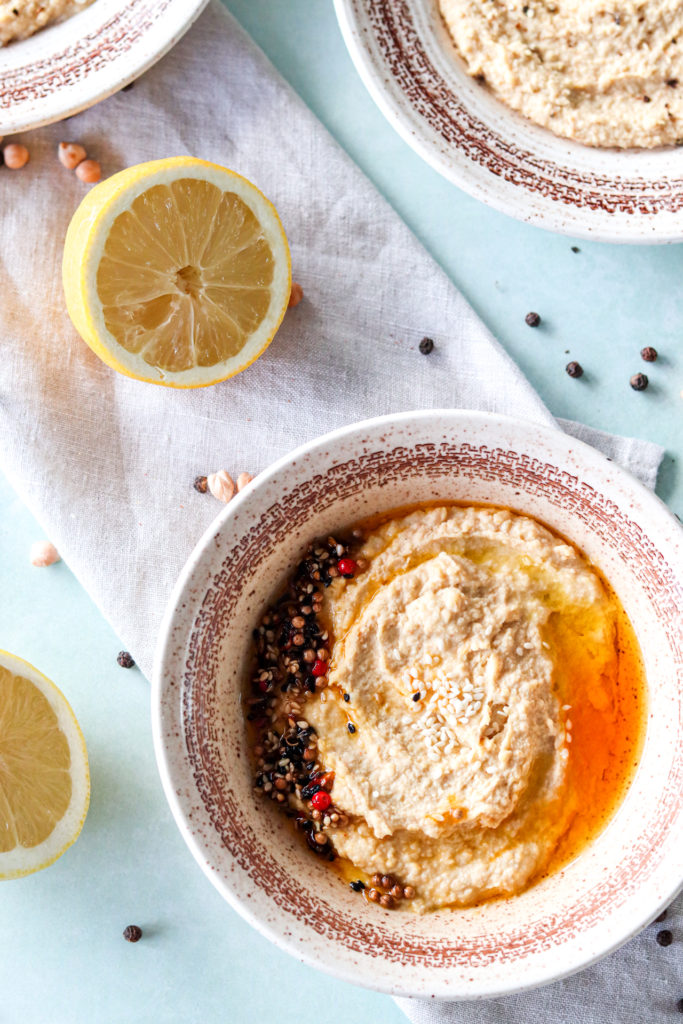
0, 650, 90, 880
63, 157, 291, 388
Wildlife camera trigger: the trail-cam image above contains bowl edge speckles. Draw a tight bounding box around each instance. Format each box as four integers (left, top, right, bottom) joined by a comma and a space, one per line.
152, 410, 683, 999
0, 0, 209, 135
332, 0, 683, 243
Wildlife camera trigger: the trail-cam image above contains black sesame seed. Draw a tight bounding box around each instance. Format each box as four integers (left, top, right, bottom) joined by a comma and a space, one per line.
117, 651, 135, 669
349, 880, 366, 892
566, 361, 583, 378
193, 475, 208, 493
630, 372, 649, 391
412, 691, 421, 702
668, 79, 679, 87
343, 692, 350, 702
643, 95, 651, 103
347, 722, 356, 734
123, 925, 142, 943
571, 246, 580, 253
656, 929, 673, 947
640, 346, 658, 363
525, 312, 541, 327
418, 336, 434, 355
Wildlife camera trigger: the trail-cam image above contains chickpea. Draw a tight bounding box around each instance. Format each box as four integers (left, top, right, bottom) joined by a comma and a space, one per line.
75, 158, 102, 184
4, 143, 29, 170
58, 142, 87, 169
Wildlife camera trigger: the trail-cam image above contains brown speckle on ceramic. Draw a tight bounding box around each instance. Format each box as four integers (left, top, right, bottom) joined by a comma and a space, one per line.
153, 411, 683, 999
0, 0, 209, 134
333, 0, 683, 242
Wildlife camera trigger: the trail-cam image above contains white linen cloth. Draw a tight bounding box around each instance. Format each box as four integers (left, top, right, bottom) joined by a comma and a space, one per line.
0, 3, 675, 1020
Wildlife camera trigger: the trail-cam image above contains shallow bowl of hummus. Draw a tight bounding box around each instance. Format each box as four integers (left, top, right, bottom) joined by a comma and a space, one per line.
333, 0, 683, 242
153, 410, 683, 999
0, 0, 209, 135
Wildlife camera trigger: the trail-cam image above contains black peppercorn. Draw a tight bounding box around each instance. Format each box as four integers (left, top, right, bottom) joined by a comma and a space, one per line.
418, 336, 435, 355
117, 651, 135, 669
123, 925, 142, 942
630, 373, 649, 391
193, 475, 208, 493
640, 346, 658, 362
566, 361, 583, 378
525, 312, 541, 327
656, 929, 673, 947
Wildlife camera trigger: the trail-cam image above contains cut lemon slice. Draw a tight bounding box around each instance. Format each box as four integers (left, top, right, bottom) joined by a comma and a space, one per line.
0, 650, 90, 880
62, 157, 291, 388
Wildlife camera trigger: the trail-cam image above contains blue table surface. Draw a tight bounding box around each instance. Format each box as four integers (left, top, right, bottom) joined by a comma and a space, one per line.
2, 1, 681, 1021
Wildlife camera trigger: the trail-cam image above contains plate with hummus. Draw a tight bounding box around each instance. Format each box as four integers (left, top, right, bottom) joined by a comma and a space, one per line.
333, 0, 683, 242
154, 410, 683, 998
0, 0, 209, 135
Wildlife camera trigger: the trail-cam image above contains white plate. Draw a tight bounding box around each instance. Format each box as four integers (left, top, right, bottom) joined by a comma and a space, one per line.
0, 0, 209, 135
333, 0, 683, 243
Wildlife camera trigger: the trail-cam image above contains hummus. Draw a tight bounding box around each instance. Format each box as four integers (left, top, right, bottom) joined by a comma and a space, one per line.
0, 0, 96, 46
306, 506, 616, 911
439, 0, 683, 148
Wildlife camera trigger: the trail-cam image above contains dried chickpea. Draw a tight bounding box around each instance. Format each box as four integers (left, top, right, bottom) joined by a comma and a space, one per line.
4, 143, 29, 170
75, 158, 102, 184
58, 142, 87, 169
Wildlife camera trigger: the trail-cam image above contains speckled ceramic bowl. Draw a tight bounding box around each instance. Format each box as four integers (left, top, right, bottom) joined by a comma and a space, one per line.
152, 410, 683, 999
333, 0, 683, 243
0, 0, 209, 135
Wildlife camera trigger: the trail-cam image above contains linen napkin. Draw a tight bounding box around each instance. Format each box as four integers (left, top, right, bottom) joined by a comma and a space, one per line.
0, 3, 674, 1021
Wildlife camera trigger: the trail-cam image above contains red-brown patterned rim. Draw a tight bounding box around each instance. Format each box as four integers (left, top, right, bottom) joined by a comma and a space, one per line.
153, 412, 683, 998
0, 0, 209, 134
333, 0, 683, 241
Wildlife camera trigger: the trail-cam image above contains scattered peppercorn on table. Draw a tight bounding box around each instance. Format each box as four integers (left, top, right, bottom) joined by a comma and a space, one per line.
1, 0, 682, 1022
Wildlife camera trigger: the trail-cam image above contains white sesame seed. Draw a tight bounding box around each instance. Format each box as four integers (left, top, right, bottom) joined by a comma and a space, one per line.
566, 734, 572, 743
516, 646, 524, 657
562, 704, 572, 710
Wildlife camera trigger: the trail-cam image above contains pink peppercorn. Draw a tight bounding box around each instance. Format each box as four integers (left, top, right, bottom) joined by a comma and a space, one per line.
311, 791, 331, 811
311, 659, 327, 677
337, 558, 357, 577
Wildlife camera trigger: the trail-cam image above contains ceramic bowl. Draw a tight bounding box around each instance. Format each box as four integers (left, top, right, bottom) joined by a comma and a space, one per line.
0, 0, 209, 135
152, 410, 683, 999
333, 0, 683, 243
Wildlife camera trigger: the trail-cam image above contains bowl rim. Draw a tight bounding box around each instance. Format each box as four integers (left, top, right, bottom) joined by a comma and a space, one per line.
0, 0, 210, 135
332, 0, 683, 245
152, 408, 683, 999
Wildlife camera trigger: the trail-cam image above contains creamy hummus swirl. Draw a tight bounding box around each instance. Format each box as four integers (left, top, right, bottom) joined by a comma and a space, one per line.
439, 0, 683, 148
306, 506, 614, 910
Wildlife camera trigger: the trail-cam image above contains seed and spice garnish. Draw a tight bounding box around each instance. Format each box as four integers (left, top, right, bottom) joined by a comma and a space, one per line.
193, 475, 208, 494
247, 532, 416, 906
122, 925, 142, 942
419, 336, 435, 355
525, 312, 541, 327
566, 361, 584, 379
656, 929, 674, 947
641, 346, 658, 363
630, 372, 649, 391
117, 651, 135, 669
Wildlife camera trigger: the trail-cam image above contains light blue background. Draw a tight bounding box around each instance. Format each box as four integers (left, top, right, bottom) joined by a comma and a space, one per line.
1, 2, 681, 1021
